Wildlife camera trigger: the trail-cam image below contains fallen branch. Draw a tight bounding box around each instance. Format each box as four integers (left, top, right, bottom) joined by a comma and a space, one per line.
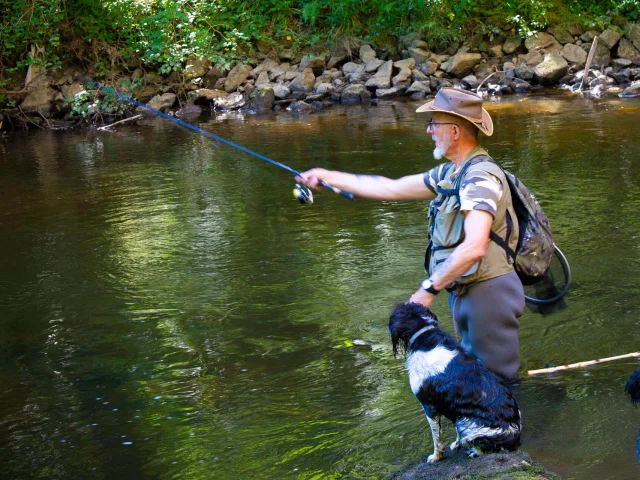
528, 351, 640, 376
476, 67, 516, 94
578, 36, 599, 93
97, 114, 142, 131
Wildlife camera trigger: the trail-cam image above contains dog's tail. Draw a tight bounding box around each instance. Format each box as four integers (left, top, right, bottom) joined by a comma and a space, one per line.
626, 368, 640, 405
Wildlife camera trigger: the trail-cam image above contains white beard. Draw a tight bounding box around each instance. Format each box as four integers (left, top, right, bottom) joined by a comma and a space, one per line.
433, 134, 452, 160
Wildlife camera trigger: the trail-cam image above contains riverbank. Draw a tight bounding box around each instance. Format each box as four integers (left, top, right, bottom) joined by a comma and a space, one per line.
4, 22, 640, 132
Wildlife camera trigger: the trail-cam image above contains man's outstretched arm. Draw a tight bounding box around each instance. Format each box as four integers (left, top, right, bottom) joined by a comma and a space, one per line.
295, 168, 436, 201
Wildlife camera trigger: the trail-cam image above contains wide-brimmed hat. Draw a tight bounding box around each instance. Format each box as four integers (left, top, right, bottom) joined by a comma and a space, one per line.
416, 88, 493, 136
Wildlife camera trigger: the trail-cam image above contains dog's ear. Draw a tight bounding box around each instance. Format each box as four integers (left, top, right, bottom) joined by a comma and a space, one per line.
406, 302, 439, 326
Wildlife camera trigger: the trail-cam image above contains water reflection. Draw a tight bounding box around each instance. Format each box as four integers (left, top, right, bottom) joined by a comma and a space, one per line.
1, 92, 640, 479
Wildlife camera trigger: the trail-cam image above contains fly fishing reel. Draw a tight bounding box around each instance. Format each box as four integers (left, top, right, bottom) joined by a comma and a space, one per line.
293, 184, 314, 205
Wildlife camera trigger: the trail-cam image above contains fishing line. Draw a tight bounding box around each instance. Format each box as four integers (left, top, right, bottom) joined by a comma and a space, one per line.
80, 75, 355, 202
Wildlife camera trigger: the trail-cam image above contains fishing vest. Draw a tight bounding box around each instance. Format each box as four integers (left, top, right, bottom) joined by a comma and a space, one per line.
425, 152, 519, 288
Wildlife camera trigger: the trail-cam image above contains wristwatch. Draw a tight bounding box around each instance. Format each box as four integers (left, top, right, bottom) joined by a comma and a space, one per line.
421, 278, 441, 295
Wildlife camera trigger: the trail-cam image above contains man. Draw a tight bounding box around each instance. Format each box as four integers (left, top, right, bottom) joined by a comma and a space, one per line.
296, 88, 524, 382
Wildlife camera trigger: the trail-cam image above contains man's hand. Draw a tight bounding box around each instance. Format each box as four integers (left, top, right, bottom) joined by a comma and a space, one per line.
295, 168, 329, 190
408, 287, 435, 308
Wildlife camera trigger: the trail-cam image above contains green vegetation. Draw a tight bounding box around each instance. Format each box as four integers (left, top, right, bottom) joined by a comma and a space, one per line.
1, 0, 640, 87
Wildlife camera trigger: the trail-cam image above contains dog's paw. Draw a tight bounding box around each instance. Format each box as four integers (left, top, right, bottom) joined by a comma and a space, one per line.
427, 452, 444, 464
449, 440, 460, 451
466, 447, 481, 458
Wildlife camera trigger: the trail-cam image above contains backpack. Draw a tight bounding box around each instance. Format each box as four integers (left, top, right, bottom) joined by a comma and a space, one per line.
448, 155, 555, 282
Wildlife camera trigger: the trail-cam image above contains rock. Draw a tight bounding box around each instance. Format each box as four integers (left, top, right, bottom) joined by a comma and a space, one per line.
406, 81, 431, 95
583, 42, 612, 68
548, 25, 574, 44
612, 57, 633, 71
617, 38, 640, 65
60, 83, 84, 99
566, 23, 584, 36
581, 30, 599, 42
250, 58, 279, 78
447, 53, 482, 78
289, 68, 315, 93
287, 101, 314, 113
20, 86, 57, 116
519, 50, 544, 66
489, 45, 504, 58
340, 84, 371, 103
188, 88, 228, 104
408, 47, 430, 64
375, 86, 405, 99
213, 92, 245, 110
201, 67, 225, 88
512, 78, 531, 92
619, 80, 640, 97
315, 83, 335, 96
347, 72, 367, 84
394, 58, 416, 70
412, 69, 429, 82
255, 71, 270, 86
284, 71, 298, 81
410, 39, 429, 50
272, 84, 291, 99
359, 45, 377, 63
410, 91, 427, 100
503, 35, 522, 55
175, 104, 202, 118
461, 75, 480, 89
279, 49, 294, 62
625, 23, 640, 50
365, 60, 393, 89
561, 43, 587, 65
299, 55, 327, 76
525, 32, 562, 52
147, 93, 176, 111
342, 62, 365, 75
225, 64, 251, 92
399, 32, 422, 48
515, 63, 534, 81
133, 85, 163, 102
365, 59, 385, 73
534, 52, 569, 85
392, 67, 413, 87
250, 85, 275, 113
185, 58, 210, 79
214, 77, 226, 90
418, 61, 439, 76
599, 26, 624, 49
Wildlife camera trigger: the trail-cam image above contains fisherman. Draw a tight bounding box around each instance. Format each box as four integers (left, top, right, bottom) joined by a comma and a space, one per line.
296, 88, 525, 382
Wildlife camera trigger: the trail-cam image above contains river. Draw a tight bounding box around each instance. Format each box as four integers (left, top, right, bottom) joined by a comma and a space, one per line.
1, 92, 639, 479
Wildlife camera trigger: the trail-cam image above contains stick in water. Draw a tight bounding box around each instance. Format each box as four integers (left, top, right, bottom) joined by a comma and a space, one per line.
578, 35, 599, 93
528, 351, 640, 376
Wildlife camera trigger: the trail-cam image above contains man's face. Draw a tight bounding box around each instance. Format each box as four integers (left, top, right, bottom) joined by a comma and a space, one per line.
427, 113, 456, 160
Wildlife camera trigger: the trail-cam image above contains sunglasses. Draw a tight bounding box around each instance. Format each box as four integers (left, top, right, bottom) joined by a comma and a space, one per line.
427, 119, 457, 128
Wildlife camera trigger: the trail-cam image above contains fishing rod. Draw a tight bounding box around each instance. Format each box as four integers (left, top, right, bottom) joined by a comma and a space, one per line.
80, 75, 355, 204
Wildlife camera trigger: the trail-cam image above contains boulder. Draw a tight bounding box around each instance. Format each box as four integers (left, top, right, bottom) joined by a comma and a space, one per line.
284, 71, 299, 81
188, 88, 228, 104
519, 50, 544, 66
340, 84, 371, 103
580, 30, 599, 42
250, 58, 280, 77
342, 62, 365, 75
394, 58, 416, 70
225, 64, 251, 92
175, 104, 202, 118
461, 74, 480, 90
525, 32, 562, 53
365, 60, 393, 89
287, 101, 314, 113
250, 85, 275, 113
561, 43, 587, 65
548, 25, 574, 45
515, 63, 534, 81
147, 93, 176, 111
503, 35, 522, 55
406, 81, 431, 95
599, 26, 624, 49
583, 42, 612, 68
392, 67, 413, 87
418, 61, 439, 76
410, 39, 429, 50
365, 59, 385, 73
133, 85, 163, 102
617, 38, 640, 65
359, 45, 377, 63
273, 84, 291, 99
489, 45, 504, 58
619, 80, 640, 97
185, 58, 210, 79
408, 47, 430, 64
315, 83, 335, 96
20, 86, 56, 116
447, 53, 482, 78
412, 68, 429, 82
625, 23, 640, 50
612, 58, 633, 71
289, 68, 316, 93
256, 71, 270, 86
534, 52, 569, 85
299, 55, 327, 76
213, 92, 245, 110
512, 78, 531, 92
60, 83, 84, 99
376, 86, 405, 99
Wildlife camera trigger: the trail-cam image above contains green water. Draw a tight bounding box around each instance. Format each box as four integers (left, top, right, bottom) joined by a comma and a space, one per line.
1, 93, 639, 479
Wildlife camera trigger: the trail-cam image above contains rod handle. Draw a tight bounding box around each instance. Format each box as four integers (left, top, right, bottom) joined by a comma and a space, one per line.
318, 180, 355, 200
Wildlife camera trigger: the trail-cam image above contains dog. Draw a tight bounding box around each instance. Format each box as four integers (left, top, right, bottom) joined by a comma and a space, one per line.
389, 302, 521, 463
626, 368, 640, 463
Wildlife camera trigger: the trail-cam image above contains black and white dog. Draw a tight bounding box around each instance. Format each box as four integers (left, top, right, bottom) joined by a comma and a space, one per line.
626, 368, 640, 463
389, 302, 521, 463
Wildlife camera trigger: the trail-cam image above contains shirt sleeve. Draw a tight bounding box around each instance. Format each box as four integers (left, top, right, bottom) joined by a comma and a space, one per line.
422, 164, 447, 194
459, 168, 503, 217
